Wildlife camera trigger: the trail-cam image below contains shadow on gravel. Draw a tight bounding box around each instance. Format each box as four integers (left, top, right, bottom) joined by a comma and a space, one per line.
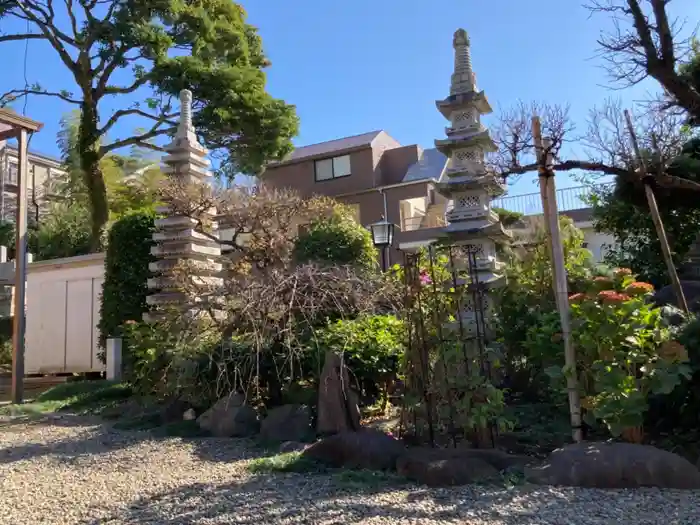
84, 475, 564, 525
0, 416, 157, 465
0, 415, 266, 466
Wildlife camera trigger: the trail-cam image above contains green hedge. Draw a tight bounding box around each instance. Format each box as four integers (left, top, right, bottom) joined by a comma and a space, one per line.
98, 210, 155, 349
294, 208, 377, 270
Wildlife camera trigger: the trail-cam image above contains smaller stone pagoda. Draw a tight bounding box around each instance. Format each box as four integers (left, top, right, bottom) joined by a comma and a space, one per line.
144, 90, 223, 322
433, 29, 511, 333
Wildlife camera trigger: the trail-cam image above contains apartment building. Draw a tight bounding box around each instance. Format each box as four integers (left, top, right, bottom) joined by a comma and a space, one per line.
263, 130, 451, 266
0, 140, 64, 224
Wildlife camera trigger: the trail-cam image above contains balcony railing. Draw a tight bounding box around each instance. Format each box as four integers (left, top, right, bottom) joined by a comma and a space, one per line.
401, 213, 447, 232
492, 183, 613, 216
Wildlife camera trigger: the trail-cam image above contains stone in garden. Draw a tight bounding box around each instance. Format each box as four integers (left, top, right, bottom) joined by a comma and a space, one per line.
160, 398, 192, 424
183, 408, 196, 421
525, 441, 700, 489
260, 404, 312, 443
396, 447, 501, 487
196, 392, 259, 438
452, 446, 534, 473
302, 428, 405, 471
316, 351, 361, 435
654, 281, 700, 312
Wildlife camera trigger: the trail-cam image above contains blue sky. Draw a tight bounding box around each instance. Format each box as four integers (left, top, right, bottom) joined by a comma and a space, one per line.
0, 0, 696, 195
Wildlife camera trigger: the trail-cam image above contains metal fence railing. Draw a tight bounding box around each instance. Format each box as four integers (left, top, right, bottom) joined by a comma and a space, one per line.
492, 183, 613, 216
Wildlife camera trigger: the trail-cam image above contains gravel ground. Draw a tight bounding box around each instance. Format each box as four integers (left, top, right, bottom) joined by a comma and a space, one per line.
1, 415, 699, 525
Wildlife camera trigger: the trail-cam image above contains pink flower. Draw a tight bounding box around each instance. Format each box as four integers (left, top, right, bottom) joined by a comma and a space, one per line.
419, 271, 432, 285
597, 290, 631, 304
625, 282, 654, 296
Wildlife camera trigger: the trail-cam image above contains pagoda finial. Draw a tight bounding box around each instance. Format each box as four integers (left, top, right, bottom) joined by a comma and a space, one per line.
453, 28, 470, 48
451, 27, 475, 94
177, 89, 194, 137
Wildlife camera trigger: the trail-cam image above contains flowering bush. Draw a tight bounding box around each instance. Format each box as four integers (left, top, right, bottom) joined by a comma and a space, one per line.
568, 269, 692, 437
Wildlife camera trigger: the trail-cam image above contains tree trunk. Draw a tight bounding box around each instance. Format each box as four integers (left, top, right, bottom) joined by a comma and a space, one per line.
78, 100, 109, 251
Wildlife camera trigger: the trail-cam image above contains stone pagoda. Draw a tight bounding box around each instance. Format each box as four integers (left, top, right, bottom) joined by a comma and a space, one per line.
144, 89, 223, 322
433, 29, 511, 331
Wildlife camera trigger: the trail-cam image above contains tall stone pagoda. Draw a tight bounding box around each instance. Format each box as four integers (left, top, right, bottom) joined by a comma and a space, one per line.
433, 29, 511, 331
145, 89, 223, 322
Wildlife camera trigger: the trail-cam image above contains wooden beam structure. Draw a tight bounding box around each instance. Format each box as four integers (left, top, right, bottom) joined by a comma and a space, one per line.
0, 108, 43, 404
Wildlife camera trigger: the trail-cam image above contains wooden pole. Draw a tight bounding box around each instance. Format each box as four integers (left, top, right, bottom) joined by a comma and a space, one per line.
11, 128, 29, 404
538, 142, 559, 311
533, 116, 582, 443
622, 110, 689, 314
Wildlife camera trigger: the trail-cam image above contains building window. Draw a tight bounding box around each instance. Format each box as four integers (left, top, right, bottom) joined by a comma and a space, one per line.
315, 154, 351, 181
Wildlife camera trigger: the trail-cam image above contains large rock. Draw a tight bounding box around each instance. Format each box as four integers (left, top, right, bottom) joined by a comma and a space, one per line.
302, 428, 405, 471
260, 404, 311, 443
526, 442, 700, 489
197, 393, 260, 438
316, 351, 361, 435
654, 281, 700, 312
396, 447, 501, 487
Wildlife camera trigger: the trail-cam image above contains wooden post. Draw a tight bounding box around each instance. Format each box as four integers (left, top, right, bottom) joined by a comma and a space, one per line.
11, 128, 29, 404
533, 116, 582, 443
623, 110, 689, 314
106, 338, 123, 381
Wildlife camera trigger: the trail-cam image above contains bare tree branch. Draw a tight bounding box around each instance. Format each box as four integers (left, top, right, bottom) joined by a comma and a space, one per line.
100, 126, 172, 154
492, 98, 696, 191
0, 87, 81, 106
0, 33, 45, 42
98, 108, 178, 136
586, 0, 700, 119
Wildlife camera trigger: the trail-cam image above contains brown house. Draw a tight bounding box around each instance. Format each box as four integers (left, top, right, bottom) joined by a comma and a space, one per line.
263, 130, 450, 266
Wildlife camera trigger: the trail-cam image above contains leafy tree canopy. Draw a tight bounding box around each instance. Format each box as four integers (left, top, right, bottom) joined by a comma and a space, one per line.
0, 0, 298, 246
590, 138, 700, 287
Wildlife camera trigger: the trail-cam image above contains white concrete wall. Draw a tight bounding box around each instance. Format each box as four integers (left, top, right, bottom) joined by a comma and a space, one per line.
25, 253, 105, 375
577, 222, 617, 263
514, 216, 618, 264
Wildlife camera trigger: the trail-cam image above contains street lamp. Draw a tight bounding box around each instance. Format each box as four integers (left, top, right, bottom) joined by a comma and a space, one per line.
369, 216, 396, 272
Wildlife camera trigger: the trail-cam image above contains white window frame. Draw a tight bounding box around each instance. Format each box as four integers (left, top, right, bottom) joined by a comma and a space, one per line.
314, 154, 351, 182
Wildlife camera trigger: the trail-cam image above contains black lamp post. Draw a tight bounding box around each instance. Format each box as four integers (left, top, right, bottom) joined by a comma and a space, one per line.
369, 216, 396, 272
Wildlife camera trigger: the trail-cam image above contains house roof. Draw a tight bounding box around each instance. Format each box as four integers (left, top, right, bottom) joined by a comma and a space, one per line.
274, 130, 385, 165
402, 148, 447, 183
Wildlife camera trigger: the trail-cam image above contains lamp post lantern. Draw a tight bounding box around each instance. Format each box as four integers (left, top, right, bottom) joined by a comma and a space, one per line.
369, 216, 396, 272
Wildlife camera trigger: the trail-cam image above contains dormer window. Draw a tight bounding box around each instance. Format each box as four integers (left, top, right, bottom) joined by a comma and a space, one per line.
315, 154, 351, 181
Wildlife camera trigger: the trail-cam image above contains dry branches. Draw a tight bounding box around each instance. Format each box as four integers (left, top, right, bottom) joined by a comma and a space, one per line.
153, 181, 400, 399
586, 0, 700, 120
491, 98, 700, 192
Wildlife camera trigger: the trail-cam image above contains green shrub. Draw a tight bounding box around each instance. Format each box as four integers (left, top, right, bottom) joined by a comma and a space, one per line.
309, 315, 404, 405
98, 209, 155, 350
294, 206, 377, 270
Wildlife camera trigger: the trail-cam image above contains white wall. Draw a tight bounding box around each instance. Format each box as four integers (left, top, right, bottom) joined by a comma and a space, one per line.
578, 222, 617, 263
25, 253, 105, 375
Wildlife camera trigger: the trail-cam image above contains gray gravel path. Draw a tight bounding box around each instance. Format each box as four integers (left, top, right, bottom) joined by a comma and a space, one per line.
0, 414, 699, 524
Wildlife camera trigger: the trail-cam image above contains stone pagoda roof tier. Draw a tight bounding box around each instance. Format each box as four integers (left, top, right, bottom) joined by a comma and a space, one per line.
435, 91, 493, 120
435, 174, 506, 197
443, 221, 512, 243
434, 129, 497, 155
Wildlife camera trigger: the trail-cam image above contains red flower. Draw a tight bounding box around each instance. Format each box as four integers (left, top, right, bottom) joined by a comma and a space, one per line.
625, 281, 654, 296
569, 293, 587, 303
597, 290, 631, 304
